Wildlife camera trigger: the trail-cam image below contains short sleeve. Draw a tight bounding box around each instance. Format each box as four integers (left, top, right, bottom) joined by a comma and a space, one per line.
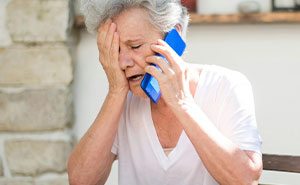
217, 72, 262, 155
111, 132, 118, 155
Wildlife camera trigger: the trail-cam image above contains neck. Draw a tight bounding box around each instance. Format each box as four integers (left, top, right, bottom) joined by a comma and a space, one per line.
151, 97, 170, 115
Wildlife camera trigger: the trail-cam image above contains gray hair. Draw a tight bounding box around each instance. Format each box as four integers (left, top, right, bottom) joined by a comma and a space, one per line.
81, 0, 189, 39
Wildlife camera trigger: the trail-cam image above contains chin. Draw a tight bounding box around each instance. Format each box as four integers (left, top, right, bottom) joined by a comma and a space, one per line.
129, 85, 148, 99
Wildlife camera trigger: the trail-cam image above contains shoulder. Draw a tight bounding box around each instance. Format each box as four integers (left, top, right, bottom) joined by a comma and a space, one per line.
203, 66, 255, 111
192, 64, 253, 105
199, 64, 251, 90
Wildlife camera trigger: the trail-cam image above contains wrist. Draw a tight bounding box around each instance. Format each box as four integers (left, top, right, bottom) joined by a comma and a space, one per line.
105, 90, 128, 109
108, 90, 128, 100
108, 86, 128, 95
170, 95, 195, 113
170, 97, 205, 128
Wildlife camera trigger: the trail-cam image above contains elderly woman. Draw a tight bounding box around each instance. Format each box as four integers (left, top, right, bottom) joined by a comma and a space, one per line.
68, 0, 263, 184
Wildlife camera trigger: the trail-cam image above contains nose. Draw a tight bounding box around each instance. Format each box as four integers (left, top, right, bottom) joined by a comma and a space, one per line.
119, 49, 134, 70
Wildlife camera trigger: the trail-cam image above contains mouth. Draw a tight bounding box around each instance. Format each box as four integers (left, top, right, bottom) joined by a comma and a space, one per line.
127, 74, 145, 82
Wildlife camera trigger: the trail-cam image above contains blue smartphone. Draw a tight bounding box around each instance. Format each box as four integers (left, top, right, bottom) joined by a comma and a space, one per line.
140, 29, 186, 104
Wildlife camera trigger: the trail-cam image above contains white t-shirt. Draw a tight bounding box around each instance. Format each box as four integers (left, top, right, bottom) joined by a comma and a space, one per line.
111, 65, 262, 185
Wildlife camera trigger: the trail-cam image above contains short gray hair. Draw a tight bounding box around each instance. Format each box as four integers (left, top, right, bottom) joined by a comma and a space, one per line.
81, 0, 189, 39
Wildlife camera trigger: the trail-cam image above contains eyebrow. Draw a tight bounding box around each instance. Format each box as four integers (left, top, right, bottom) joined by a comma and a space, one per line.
125, 39, 143, 44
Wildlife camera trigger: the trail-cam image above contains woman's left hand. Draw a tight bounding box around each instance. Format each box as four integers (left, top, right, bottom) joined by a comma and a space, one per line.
144, 39, 194, 109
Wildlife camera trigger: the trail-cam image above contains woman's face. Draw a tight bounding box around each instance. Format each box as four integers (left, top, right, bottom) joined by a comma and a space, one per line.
113, 8, 163, 98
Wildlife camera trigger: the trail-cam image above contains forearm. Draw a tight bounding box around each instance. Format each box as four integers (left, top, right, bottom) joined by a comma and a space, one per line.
68, 91, 127, 184
172, 99, 260, 185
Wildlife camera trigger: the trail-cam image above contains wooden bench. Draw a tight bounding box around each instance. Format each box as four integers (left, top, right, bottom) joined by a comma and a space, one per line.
260, 154, 300, 184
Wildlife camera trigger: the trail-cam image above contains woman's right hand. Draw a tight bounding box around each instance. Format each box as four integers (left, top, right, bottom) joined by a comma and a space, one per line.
97, 19, 129, 94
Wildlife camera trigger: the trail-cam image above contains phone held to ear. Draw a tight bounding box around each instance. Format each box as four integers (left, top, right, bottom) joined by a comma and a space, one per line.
140, 28, 186, 104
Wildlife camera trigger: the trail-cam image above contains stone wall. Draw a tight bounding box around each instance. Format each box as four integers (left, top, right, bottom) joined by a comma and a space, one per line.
0, 0, 74, 184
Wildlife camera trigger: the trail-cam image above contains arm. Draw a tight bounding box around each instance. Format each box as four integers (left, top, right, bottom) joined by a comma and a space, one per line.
145, 39, 262, 185
68, 19, 128, 185
68, 92, 127, 185
171, 99, 262, 185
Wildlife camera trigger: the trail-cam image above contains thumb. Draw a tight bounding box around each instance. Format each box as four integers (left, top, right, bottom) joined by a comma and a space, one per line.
183, 68, 191, 92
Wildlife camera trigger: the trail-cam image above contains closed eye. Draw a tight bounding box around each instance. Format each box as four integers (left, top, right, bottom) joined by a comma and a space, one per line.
131, 45, 142, 50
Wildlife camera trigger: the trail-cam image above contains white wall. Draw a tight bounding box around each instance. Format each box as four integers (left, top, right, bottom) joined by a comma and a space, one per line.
72, 24, 300, 184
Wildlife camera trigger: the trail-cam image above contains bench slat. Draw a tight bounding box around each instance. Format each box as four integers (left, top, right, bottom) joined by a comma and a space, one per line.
263, 154, 300, 173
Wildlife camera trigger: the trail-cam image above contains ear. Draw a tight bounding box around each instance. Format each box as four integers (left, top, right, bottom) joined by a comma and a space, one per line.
175, 25, 182, 36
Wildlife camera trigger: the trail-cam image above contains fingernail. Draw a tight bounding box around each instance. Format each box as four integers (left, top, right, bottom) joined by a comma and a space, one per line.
151, 44, 157, 49
106, 19, 112, 24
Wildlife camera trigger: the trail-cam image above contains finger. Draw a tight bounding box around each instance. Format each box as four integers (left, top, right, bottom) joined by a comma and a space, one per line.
104, 22, 117, 53
153, 40, 182, 72
145, 65, 165, 82
184, 68, 190, 89
111, 32, 120, 68
151, 40, 175, 64
151, 43, 181, 73
98, 18, 112, 32
97, 19, 112, 49
145, 56, 172, 75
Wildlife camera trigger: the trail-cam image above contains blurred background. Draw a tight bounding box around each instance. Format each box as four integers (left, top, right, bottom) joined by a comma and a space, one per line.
0, 0, 299, 184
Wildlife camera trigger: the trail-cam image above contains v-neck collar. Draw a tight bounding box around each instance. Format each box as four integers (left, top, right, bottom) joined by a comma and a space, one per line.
142, 65, 207, 171
143, 101, 187, 171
